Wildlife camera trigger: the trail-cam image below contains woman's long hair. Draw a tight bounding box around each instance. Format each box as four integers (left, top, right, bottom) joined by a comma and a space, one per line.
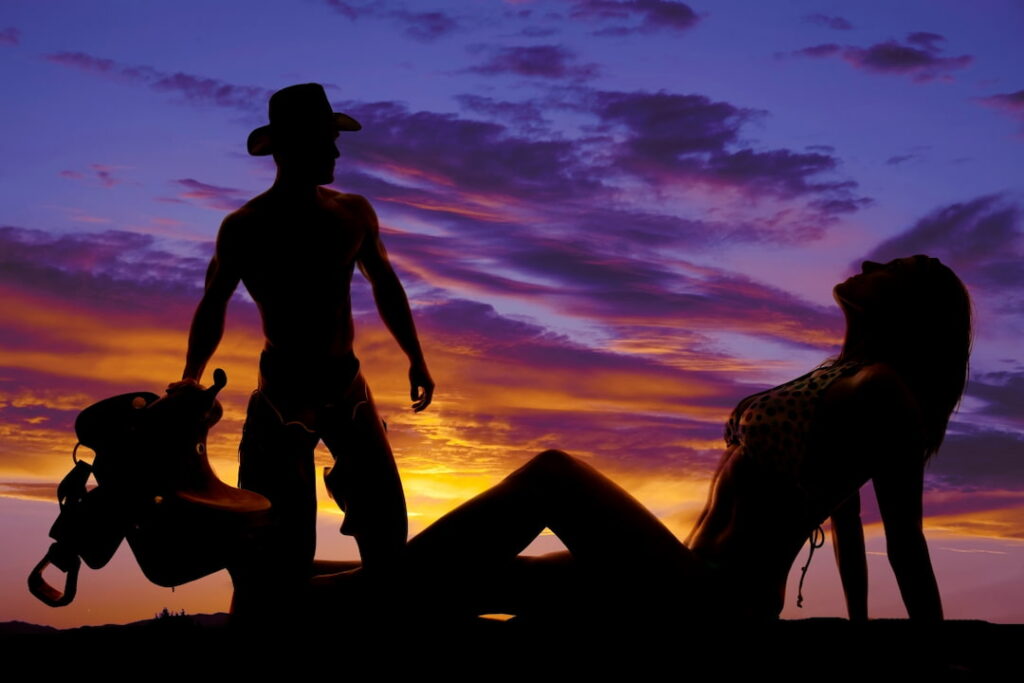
839, 256, 972, 459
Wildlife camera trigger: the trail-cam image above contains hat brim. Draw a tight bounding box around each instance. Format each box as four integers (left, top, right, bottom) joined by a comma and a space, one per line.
247, 112, 362, 156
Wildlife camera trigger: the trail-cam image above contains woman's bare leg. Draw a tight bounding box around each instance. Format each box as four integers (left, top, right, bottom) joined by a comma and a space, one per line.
305, 450, 709, 618
400, 450, 707, 617
407, 450, 692, 566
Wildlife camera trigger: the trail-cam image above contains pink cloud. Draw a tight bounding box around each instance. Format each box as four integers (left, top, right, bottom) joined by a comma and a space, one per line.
977, 90, 1024, 124
58, 164, 125, 188
0, 27, 20, 45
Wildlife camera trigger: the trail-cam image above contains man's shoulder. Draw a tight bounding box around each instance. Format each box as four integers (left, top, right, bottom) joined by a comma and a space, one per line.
218, 194, 274, 231
321, 188, 372, 212
320, 189, 378, 230
213, 197, 270, 255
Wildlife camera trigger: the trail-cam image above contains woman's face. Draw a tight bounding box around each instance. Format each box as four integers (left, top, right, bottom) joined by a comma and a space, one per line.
833, 256, 926, 314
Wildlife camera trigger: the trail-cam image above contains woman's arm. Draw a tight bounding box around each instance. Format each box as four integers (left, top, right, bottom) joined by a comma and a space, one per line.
874, 456, 943, 621
830, 490, 868, 622
857, 364, 942, 621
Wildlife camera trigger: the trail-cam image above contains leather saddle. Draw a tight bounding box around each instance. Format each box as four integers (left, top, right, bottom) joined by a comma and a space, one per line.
28, 369, 271, 606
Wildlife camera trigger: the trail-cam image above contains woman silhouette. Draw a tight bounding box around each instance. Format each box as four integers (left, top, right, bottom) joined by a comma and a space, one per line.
308, 255, 972, 623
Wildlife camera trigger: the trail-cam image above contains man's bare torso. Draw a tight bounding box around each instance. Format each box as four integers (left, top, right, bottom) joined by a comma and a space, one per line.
221, 187, 370, 361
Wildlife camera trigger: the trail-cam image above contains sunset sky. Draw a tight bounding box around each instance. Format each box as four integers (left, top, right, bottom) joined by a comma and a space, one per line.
2, 0, 1023, 628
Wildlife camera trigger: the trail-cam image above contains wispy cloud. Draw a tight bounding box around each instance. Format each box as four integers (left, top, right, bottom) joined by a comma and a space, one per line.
58, 164, 128, 188
568, 0, 701, 36
167, 178, 251, 211
966, 370, 1024, 428
977, 90, 1024, 132
803, 14, 853, 31
322, 1, 463, 42
862, 194, 1023, 303
0, 26, 20, 45
928, 424, 1024, 492
467, 44, 600, 81
585, 89, 864, 207
323, 0, 361, 20
392, 9, 462, 42
0, 225, 210, 316
784, 33, 973, 83
44, 52, 270, 111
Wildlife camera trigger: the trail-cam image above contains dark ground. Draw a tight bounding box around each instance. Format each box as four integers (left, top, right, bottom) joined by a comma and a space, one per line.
2, 615, 1020, 679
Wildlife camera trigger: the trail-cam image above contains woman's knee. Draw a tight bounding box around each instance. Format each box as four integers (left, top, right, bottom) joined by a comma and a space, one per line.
535, 447, 574, 463
526, 449, 582, 476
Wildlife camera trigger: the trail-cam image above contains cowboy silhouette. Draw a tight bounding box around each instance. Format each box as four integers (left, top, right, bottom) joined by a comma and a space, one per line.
173, 83, 433, 603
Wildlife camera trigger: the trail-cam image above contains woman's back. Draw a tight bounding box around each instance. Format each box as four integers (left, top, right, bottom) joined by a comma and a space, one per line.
688, 361, 926, 617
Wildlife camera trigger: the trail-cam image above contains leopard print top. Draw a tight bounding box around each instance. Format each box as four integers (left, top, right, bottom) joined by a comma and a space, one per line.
725, 359, 866, 482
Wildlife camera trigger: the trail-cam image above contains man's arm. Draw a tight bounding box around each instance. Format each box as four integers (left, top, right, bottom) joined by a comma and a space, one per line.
351, 195, 434, 412
178, 215, 243, 385
830, 490, 868, 622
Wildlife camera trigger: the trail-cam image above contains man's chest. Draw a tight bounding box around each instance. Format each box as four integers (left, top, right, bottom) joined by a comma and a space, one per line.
240, 209, 366, 289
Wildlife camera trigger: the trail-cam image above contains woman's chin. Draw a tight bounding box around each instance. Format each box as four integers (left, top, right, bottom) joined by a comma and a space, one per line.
833, 282, 848, 303
834, 284, 863, 314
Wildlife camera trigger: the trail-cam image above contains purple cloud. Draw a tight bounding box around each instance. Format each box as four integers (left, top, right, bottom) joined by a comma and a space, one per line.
906, 31, 945, 52
455, 94, 551, 131
44, 52, 270, 111
864, 194, 1015, 272
588, 89, 864, 206
335, 98, 604, 202
323, 0, 360, 20
809, 197, 873, 214
382, 221, 842, 350
569, 0, 701, 35
520, 25, 559, 38
977, 90, 1024, 123
885, 153, 917, 166
41, 51, 865, 222
324, 88, 869, 278
338, 160, 846, 336
789, 43, 841, 58
803, 14, 853, 31
592, 90, 751, 154
844, 42, 971, 82
392, 9, 461, 42
321, 2, 461, 42
787, 33, 973, 83
862, 194, 1022, 294
467, 45, 600, 80
968, 370, 1024, 427
0, 226, 212, 318
927, 424, 1024, 491
0, 27, 19, 45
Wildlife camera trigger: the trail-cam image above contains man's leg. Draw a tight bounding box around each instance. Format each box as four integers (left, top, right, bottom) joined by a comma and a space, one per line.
320, 374, 408, 571
236, 390, 319, 603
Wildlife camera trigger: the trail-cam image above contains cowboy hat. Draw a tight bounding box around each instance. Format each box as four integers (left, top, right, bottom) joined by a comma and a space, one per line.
247, 83, 361, 156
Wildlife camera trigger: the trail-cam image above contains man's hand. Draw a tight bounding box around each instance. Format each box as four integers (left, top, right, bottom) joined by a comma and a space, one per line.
409, 363, 435, 412
166, 377, 203, 394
